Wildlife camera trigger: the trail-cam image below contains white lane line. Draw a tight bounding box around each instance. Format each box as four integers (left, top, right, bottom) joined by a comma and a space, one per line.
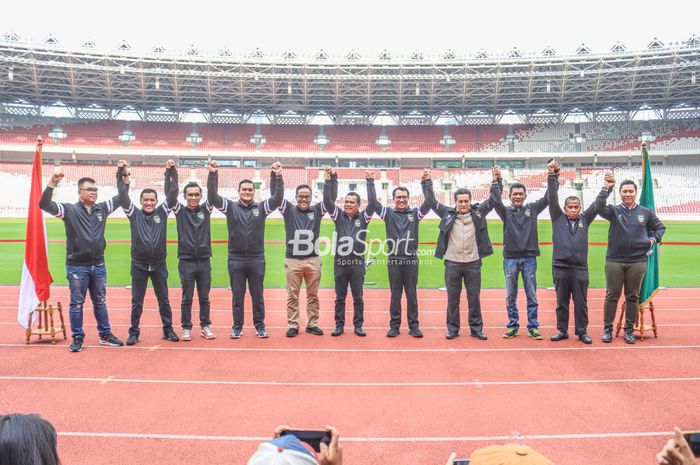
1, 322, 699, 330
2, 375, 700, 387
1, 343, 699, 353
55, 430, 673, 442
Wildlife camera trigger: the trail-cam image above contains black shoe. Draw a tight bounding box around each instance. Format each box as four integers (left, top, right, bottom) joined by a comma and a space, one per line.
69, 337, 84, 353
286, 328, 299, 337
578, 333, 593, 344
126, 334, 139, 346
162, 331, 180, 342
354, 326, 366, 337
602, 328, 613, 343
331, 326, 344, 337
305, 326, 324, 336
386, 327, 400, 338
99, 333, 123, 347
256, 327, 270, 338
446, 331, 459, 340
409, 328, 423, 338
470, 331, 488, 341
550, 331, 569, 342
624, 329, 636, 344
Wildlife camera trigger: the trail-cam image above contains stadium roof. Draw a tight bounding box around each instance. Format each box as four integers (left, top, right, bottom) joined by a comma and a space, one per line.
1, 35, 699, 123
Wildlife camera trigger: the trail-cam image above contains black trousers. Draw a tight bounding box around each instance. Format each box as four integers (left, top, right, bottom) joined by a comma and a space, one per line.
178, 258, 212, 330
553, 266, 589, 335
129, 262, 174, 336
388, 256, 419, 329
334, 262, 365, 328
444, 259, 483, 334
228, 256, 266, 330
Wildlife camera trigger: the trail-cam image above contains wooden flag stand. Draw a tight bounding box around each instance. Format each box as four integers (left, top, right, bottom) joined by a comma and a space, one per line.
25, 301, 67, 344
615, 301, 657, 341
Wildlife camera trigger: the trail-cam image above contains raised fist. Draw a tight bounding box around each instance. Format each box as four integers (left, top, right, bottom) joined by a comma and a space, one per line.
208, 160, 219, 173
364, 170, 375, 180
165, 159, 177, 170
421, 169, 431, 181
603, 172, 616, 189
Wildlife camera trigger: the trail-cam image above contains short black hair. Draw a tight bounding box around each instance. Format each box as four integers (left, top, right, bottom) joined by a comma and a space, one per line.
77, 177, 95, 188
453, 188, 472, 201
238, 179, 255, 190
0, 413, 60, 465
619, 179, 637, 192
140, 188, 158, 200
564, 196, 581, 207
392, 186, 409, 198
296, 184, 312, 196
183, 182, 201, 196
345, 192, 361, 204
509, 182, 527, 195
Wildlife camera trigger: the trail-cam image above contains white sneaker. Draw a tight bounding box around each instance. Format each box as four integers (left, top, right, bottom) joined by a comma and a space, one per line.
181, 329, 192, 341
201, 325, 216, 339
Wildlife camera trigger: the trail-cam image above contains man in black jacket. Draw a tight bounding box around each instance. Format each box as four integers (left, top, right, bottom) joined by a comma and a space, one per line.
548, 162, 613, 344
494, 164, 554, 340
40, 164, 125, 352
208, 161, 284, 338
323, 171, 375, 337
428, 166, 501, 340
118, 160, 180, 345
599, 178, 666, 344
367, 169, 433, 338
279, 167, 336, 337
168, 166, 216, 341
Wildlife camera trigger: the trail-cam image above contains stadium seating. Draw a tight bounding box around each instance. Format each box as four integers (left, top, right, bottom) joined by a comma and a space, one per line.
5, 120, 699, 153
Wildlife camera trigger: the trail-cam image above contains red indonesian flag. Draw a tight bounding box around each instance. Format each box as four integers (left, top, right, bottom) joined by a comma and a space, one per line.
17, 137, 53, 328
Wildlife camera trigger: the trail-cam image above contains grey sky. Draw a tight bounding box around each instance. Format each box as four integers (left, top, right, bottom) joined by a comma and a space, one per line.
1, 0, 697, 58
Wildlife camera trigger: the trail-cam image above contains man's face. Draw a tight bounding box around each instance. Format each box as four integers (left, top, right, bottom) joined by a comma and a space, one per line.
239, 182, 255, 204
393, 189, 409, 211
509, 188, 526, 208
78, 182, 98, 206
184, 187, 201, 209
455, 194, 471, 214
620, 184, 637, 207
344, 194, 360, 217
295, 187, 312, 210
140, 192, 157, 213
564, 200, 581, 220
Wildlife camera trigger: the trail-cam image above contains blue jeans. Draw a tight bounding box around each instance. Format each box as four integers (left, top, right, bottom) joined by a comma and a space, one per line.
504, 257, 539, 330
66, 264, 112, 338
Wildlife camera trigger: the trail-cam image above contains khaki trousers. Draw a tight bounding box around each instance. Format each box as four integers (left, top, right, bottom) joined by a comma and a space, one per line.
603, 260, 647, 331
285, 256, 322, 329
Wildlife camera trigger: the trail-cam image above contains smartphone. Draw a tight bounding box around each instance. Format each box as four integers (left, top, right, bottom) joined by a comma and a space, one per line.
453, 459, 470, 465
683, 430, 700, 457
281, 429, 331, 453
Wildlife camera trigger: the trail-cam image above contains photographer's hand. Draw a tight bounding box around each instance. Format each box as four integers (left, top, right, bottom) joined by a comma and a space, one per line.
319, 425, 342, 465
656, 427, 696, 465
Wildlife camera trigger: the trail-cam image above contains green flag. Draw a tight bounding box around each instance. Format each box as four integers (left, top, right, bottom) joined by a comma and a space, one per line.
639, 143, 659, 306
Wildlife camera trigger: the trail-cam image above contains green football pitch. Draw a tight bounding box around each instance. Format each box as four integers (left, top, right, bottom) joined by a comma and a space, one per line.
1, 218, 698, 288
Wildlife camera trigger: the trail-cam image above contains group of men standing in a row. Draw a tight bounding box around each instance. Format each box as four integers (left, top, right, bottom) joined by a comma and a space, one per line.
40, 159, 665, 352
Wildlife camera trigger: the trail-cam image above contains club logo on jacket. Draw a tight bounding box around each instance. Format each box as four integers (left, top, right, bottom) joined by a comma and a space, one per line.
154, 215, 161, 224
252, 207, 260, 217
354, 219, 361, 227
475, 210, 482, 218
524, 209, 531, 217
638, 215, 645, 223
308, 212, 315, 221
197, 211, 205, 220
96, 213, 103, 222
407, 213, 414, 222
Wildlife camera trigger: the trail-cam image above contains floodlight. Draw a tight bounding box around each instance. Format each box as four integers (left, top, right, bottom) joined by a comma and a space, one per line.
376, 135, 391, 146
186, 132, 203, 146
155, 77, 160, 90
8, 67, 13, 81
119, 130, 136, 142
314, 134, 330, 146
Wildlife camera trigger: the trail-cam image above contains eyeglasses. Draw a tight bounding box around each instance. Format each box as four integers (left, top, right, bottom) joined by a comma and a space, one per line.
80, 187, 98, 193
296, 195, 311, 199
186, 193, 201, 198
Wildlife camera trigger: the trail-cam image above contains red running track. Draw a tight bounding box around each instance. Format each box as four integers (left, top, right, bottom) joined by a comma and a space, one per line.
0, 286, 699, 465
